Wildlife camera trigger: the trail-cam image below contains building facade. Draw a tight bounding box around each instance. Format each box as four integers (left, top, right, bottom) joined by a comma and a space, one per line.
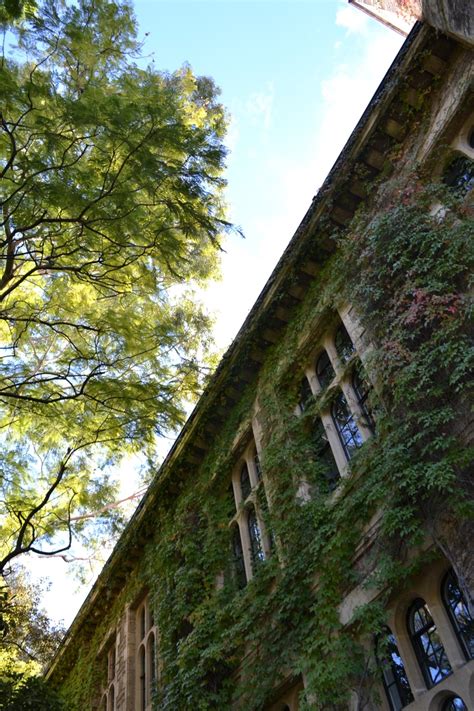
47, 11, 474, 711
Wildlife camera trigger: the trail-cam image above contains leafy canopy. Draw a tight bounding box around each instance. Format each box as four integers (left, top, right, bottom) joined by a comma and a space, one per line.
0, 0, 231, 573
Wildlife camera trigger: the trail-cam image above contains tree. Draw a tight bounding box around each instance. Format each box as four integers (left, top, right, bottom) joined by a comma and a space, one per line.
0, 568, 65, 709
0, 0, 231, 574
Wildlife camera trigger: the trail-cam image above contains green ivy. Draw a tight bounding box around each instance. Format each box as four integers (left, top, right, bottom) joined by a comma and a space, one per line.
55, 180, 473, 710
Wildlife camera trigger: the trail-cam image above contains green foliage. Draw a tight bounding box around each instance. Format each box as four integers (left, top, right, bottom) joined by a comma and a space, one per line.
0, 0, 231, 571
0, 671, 64, 711
52, 178, 473, 709
0, 568, 64, 711
0, 567, 64, 670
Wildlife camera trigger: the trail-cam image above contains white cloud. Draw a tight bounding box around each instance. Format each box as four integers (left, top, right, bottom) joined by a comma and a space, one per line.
336, 4, 369, 34
245, 82, 274, 131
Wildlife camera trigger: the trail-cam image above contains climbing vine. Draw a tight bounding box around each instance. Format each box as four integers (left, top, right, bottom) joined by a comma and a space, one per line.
55, 178, 473, 710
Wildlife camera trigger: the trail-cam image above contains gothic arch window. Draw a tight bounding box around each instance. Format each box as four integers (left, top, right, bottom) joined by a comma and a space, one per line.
407, 598, 452, 687
443, 154, 474, 193
312, 418, 339, 490
231, 524, 247, 590
240, 463, 251, 500
331, 390, 363, 459
334, 322, 355, 363
100, 640, 116, 711
228, 438, 270, 587
247, 506, 265, 569
442, 696, 468, 711
376, 627, 413, 711
136, 597, 157, 711
316, 349, 335, 389
442, 570, 474, 660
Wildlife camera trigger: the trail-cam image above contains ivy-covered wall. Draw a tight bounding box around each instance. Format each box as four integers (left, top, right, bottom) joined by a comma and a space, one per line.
50, 29, 474, 711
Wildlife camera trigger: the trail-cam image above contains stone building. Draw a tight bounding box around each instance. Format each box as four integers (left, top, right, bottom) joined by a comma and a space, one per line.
47, 6, 474, 711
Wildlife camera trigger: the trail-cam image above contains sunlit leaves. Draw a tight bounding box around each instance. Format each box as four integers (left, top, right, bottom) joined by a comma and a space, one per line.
0, 0, 231, 571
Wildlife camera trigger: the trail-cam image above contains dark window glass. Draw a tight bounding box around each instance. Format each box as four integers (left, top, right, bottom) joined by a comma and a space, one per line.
254, 451, 262, 481
377, 627, 413, 711
139, 645, 146, 711
353, 363, 375, 432
335, 323, 355, 363
299, 376, 313, 411
312, 418, 339, 490
331, 391, 363, 459
316, 350, 335, 389
442, 696, 468, 711
442, 570, 474, 659
468, 127, 474, 150
240, 463, 251, 500
232, 526, 247, 590
148, 633, 156, 685
247, 508, 265, 568
408, 598, 452, 687
140, 607, 146, 639
443, 155, 474, 193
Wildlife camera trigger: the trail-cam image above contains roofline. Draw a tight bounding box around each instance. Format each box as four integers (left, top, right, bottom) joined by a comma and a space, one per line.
47, 20, 439, 680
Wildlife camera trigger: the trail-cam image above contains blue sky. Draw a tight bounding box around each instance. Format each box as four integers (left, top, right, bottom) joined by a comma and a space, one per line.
131, 0, 405, 347
27, 1, 407, 624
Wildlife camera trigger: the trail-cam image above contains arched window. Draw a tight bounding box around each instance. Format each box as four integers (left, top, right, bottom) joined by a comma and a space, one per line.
335, 323, 355, 363
376, 627, 413, 711
136, 597, 157, 711
232, 525, 247, 589
299, 376, 313, 411
147, 632, 156, 693
443, 155, 474, 193
352, 363, 375, 432
247, 507, 265, 568
312, 418, 339, 489
331, 391, 363, 459
139, 645, 146, 711
407, 598, 452, 687
240, 463, 251, 500
442, 696, 468, 711
316, 350, 335, 389
442, 570, 474, 659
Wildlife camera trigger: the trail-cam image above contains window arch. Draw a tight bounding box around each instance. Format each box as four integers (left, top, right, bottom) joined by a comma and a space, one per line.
331, 390, 363, 459
334, 323, 355, 363
247, 507, 265, 568
316, 349, 335, 389
231, 525, 247, 590
240, 463, 251, 500
100, 640, 116, 711
407, 598, 452, 687
443, 154, 474, 193
376, 627, 413, 711
312, 418, 339, 490
136, 597, 157, 711
442, 569, 474, 660
441, 696, 468, 711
